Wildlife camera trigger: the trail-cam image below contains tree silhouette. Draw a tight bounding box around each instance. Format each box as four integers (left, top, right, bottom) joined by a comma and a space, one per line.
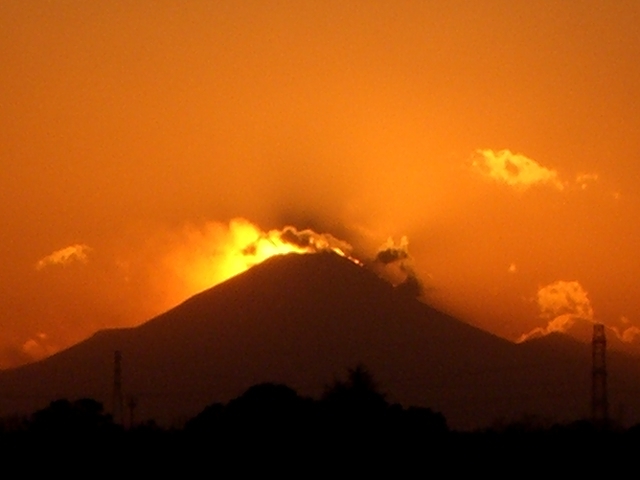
186, 383, 313, 449
29, 398, 116, 435
323, 364, 388, 414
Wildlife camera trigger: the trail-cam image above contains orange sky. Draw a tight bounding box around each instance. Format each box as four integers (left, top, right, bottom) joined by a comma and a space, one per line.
2, 1, 640, 367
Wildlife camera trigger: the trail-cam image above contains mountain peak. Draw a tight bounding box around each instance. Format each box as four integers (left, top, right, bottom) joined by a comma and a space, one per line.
3, 249, 640, 430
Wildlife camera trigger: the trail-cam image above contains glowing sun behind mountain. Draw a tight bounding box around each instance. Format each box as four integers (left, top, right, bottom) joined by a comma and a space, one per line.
160, 219, 360, 308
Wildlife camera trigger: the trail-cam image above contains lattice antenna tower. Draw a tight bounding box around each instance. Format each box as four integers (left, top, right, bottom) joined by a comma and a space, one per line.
591, 323, 608, 426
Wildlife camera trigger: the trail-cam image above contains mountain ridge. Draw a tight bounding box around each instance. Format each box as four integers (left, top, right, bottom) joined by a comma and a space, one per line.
1, 251, 640, 430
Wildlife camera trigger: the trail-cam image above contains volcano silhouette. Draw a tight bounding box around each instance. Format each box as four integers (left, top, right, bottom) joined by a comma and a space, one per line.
2, 252, 640, 429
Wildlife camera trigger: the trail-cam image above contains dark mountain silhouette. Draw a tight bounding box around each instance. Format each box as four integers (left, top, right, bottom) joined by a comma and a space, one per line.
1, 251, 640, 430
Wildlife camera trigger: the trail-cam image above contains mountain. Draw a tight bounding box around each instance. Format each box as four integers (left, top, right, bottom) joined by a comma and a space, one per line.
1, 251, 640, 430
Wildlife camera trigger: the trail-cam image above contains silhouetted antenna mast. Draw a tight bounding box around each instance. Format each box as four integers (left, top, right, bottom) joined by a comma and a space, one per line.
113, 350, 124, 426
592, 323, 608, 425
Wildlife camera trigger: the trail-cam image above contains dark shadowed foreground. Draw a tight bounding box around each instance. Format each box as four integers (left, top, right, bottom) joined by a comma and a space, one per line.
1, 372, 636, 473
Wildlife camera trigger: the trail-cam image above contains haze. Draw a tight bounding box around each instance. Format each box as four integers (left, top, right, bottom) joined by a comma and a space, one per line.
2, 1, 640, 367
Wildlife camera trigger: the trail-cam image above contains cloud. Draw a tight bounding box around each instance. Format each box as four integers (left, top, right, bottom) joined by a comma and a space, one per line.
239, 224, 359, 264
373, 237, 425, 298
36, 244, 92, 270
519, 286, 640, 345
612, 325, 640, 343
517, 280, 593, 343
277, 226, 354, 257
472, 149, 564, 191
157, 218, 365, 310
537, 280, 594, 321
516, 314, 578, 343
610, 316, 640, 343
576, 173, 599, 190
375, 236, 410, 264
21, 333, 57, 361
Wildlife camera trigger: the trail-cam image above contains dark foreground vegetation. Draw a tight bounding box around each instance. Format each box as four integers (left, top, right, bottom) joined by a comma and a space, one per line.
1, 366, 639, 470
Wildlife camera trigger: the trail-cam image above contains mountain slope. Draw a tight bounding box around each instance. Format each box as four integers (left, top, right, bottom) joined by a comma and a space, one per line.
1, 252, 639, 429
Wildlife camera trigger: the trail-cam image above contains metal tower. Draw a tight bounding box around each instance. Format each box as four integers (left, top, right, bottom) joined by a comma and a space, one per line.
113, 350, 124, 426
591, 323, 608, 425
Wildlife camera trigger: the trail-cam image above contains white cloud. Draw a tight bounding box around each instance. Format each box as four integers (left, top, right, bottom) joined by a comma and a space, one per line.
36, 244, 92, 270
473, 149, 564, 191
537, 280, 593, 321
517, 280, 593, 343
518, 286, 640, 345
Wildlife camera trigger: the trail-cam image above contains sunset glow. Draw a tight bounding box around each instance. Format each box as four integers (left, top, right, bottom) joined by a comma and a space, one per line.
3, 1, 640, 367
160, 219, 361, 307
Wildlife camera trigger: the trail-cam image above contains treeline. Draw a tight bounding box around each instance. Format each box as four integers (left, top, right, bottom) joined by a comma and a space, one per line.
0, 366, 446, 440
1, 366, 639, 466
0, 366, 450, 468
184, 365, 447, 449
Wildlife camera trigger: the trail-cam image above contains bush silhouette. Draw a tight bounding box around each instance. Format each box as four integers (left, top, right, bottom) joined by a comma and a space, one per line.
29, 398, 116, 435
